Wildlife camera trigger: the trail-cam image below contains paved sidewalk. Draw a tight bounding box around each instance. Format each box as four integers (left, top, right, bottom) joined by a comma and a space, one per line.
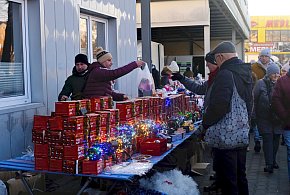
194, 134, 290, 195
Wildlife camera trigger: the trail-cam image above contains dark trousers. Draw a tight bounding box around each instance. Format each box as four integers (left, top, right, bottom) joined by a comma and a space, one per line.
261, 133, 280, 166
215, 147, 249, 195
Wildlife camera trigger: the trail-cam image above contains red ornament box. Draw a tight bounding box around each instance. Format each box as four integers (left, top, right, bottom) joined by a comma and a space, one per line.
95, 111, 111, 127
140, 138, 167, 156
76, 99, 91, 115
35, 157, 49, 171
34, 143, 49, 158
115, 101, 135, 121
49, 159, 63, 172
82, 159, 103, 175
63, 160, 82, 174
104, 109, 120, 124
63, 145, 85, 160
33, 115, 49, 130
55, 101, 77, 116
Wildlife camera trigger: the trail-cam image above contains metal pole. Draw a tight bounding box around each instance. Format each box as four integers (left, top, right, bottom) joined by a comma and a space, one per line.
141, 0, 152, 72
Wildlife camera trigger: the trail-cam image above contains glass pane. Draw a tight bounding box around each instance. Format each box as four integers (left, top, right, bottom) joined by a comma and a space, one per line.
281, 31, 288, 42
0, 1, 24, 98
273, 31, 280, 42
265, 30, 273, 42
80, 18, 88, 55
92, 20, 105, 61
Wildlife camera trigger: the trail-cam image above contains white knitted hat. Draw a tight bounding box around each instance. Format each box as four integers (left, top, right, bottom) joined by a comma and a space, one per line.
168, 61, 179, 73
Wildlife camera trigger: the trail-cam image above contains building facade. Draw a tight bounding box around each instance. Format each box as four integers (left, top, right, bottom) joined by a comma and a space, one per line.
245, 16, 290, 64
0, 0, 139, 160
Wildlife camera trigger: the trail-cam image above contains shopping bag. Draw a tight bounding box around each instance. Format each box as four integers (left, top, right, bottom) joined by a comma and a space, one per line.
137, 63, 156, 97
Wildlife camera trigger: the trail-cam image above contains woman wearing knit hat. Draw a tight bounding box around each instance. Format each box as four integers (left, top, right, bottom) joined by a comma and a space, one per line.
83, 47, 145, 101
281, 61, 290, 76
253, 62, 282, 173
58, 53, 90, 101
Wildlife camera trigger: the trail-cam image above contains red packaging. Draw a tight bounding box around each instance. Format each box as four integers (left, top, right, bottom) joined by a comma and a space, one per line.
47, 130, 63, 145
86, 113, 100, 130
63, 132, 84, 146
33, 115, 49, 130
90, 98, 102, 112
55, 101, 77, 116
63, 116, 84, 131
138, 97, 150, 109
34, 143, 49, 158
94, 111, 111, 127
49, 159, 63, 172
82, 159, 103, 175
48, 116, 63, 131
103, 156, 113, 168
63, 145, 85, 160
35, 157, 49, 171
149, 97, 161, 107
184, 96, 190, 112
49, 145, 64, 159
140, 138, 167, 156
115, 101, 134, 120
104, 109, 120, 124
135, 136, 146, 152
63, 160, 82, 174
32, 130, 47, 144
76, 99, 91, 115
133, 99, 143, 116
100, 96, 113, 110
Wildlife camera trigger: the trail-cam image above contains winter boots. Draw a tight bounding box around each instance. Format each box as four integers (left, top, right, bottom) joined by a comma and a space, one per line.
254, 141, 261, 153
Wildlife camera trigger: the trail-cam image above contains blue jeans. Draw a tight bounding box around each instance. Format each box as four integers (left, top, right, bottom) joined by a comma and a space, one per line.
253, 125, 262, 142
283, 130, 290, 181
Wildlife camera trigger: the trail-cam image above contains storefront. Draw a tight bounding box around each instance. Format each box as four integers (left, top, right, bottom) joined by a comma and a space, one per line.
245, 16, 290, 64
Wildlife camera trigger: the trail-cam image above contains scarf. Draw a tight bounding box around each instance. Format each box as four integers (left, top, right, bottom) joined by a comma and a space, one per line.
207, 68, 219, 87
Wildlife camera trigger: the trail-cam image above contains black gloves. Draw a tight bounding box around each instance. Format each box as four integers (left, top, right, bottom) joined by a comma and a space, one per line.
171, 72, 184, 81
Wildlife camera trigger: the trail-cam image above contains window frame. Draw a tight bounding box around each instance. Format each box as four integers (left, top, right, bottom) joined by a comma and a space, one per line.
79, 14, 109, 62
0, 0, 31, 108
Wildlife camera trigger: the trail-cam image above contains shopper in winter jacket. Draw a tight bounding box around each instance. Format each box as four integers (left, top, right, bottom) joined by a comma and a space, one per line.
251, 49, 272, 151
253, 62, 282, 173
272, 68, 290, 181
203, 41, 252, 195
58, 54, 90, 101
83, 47, 145, 101
252, 48, 272, 79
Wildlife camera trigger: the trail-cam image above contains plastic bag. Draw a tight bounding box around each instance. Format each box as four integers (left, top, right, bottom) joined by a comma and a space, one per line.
137, 63, 156, 97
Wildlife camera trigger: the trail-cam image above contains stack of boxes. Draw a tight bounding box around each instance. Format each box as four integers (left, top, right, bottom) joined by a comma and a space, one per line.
33, 96, 113, 174
32, 94, 194, 175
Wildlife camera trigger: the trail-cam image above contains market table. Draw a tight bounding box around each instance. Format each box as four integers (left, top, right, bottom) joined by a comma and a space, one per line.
0, 121, 202, 195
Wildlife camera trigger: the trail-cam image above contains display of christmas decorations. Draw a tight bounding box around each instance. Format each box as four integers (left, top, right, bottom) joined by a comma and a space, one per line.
32, 93, 203, 176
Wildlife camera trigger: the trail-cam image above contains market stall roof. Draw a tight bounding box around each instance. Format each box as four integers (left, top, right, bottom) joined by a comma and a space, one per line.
136, 0, 250, 43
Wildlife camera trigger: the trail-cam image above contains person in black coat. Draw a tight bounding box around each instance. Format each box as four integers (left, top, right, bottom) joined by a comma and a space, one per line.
151, 64, 161, 89
203, 41, 252, 195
